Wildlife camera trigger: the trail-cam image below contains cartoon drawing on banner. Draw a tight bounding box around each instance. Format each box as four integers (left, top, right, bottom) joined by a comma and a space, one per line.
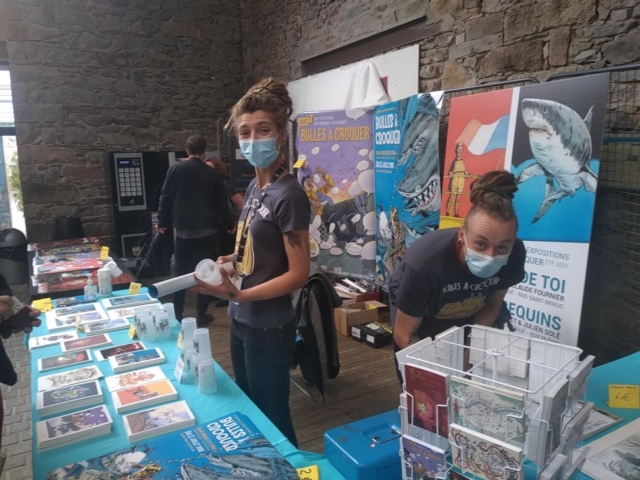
296, 110, 375, 280
374, 93, 442, 284
439, 89, 513, 230
510, 76, 609, 242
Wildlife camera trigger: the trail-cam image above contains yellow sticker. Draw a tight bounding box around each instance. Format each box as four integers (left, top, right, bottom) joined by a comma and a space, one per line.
176, 332, 183, 350
128, 323, 138, 339
608, 384, 640, 409
293, 159, 307, 169
296, 465, 319, 480
32, 298, 53, 312
100, 246, 110, 260
129, 282, 142, 295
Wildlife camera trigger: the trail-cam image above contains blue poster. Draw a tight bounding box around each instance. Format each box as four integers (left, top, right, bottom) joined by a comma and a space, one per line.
373, 93, 442, 285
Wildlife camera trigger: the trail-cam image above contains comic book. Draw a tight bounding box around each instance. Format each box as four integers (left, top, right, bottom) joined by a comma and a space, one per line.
373, 93, 442, 285
46, 412, 300, 479
296, 110, 376, 281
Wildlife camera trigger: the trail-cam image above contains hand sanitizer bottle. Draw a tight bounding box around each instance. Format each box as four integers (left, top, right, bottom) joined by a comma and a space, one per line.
84, 276, 97, 301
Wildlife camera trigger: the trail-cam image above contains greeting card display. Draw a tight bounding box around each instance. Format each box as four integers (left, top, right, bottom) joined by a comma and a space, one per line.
36, 404, 112, 452
112, 378, 178, 414
122, 400, 195, 442
37, 365, 103, 391
105, 366, 166, 392
36, 380, 103, 417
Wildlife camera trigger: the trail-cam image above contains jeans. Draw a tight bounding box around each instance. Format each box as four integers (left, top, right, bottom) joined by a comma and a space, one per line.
173, 234, 218, 318
230, 318, 298, 447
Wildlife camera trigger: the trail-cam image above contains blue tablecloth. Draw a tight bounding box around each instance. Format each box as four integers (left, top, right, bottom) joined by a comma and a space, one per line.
30, 290, 345, 479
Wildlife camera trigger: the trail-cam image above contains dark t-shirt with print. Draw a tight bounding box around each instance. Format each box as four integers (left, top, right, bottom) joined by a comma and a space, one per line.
229, 174, 310, 329
388, 228, 526, 340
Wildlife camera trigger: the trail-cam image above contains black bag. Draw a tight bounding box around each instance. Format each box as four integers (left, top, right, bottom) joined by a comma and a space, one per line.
0, 340, 17, 386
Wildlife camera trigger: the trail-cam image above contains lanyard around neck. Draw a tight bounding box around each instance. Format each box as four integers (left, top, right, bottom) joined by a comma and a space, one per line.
236, 165, 287, 266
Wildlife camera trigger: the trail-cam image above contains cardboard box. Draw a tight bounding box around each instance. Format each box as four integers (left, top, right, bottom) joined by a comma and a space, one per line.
334, 301, 387, 336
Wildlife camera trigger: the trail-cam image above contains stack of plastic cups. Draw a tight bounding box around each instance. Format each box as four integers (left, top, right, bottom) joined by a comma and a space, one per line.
180, 318, 197, 383
193, 328, 216, 394
198, 360, 217, 394
135, 311, 154, 341
162, 303, 176, 324
153, 310, 171, 339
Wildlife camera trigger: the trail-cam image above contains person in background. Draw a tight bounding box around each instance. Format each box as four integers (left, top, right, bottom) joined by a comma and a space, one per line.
0, 272, 41, 449
155, 135, 234, 327
193, 78, 310, 447
204, 158, 245, 307
389, 170, 526, 382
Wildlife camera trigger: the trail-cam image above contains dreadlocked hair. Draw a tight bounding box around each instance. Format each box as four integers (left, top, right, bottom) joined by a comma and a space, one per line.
225, 78, 293, 133
468, 170, 518, 223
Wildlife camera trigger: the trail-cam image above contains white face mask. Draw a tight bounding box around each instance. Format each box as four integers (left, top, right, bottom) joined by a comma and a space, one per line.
463, 236, 510, 278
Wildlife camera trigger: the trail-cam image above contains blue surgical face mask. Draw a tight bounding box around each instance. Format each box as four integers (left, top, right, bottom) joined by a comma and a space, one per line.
464, 236, 510, 278
239, 137, 280, 169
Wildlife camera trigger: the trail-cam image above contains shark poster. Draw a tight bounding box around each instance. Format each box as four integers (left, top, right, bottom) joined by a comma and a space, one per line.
439, 89, 512, 229
296, 110, 376, 281
373, 93, 443, 285
504, 74, 609, 347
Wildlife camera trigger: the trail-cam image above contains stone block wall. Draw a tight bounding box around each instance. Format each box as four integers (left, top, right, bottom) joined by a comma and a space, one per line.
3, 0, 244, 244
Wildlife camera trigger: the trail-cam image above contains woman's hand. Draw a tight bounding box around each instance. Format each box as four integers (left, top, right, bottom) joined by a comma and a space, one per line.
192, 269, 243, 302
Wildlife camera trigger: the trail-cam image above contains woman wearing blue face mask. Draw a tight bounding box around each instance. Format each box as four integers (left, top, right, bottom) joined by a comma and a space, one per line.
193, 78, 310, 447
390, 170, 525, 377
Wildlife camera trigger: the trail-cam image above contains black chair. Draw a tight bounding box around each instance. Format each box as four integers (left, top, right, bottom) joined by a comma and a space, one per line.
52, 216, 85, 241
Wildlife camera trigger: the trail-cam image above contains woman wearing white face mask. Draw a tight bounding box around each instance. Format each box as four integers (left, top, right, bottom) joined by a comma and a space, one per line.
193, 78, 310, 447
390, 170, 525, 377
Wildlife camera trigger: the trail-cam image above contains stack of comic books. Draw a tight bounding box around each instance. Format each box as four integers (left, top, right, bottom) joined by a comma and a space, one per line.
36, 380, 104, 417
47, 412, 300, 479
122, 400, 195, 442
112, 378, 178, 414
109, 348, 165, 373
36, 404, 112, 452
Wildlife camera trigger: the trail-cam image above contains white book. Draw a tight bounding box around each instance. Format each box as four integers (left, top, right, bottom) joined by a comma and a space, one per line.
36, 380, 103, 418
539, 452, 568, 480
109, 348, 165, 374
29, 332, 79, 350
122, 400, 195, 443
105, 366, 167, 392
37, 365, 103, 391
112, 378, 178, 414
83, 318, 131, 336
61, 334, 113, 353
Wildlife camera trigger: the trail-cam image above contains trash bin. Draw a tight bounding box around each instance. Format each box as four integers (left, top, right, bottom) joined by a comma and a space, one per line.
0, 228, 28, 285
52, 216, 85, 241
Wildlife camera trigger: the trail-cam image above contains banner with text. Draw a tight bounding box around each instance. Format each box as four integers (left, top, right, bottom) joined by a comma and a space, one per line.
442, 74, 610, 345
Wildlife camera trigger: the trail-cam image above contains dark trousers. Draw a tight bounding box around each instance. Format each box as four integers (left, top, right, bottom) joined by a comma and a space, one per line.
230, 318, 298, 447
173, 234, 218, 318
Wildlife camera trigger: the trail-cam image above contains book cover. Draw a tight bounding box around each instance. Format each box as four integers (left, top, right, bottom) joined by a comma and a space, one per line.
401, 434, 447, 479
38, 366, 103, 391
61, 334, 113, 353
38, 381, 102, 409
106, 366, 166, 392
110, 348, 164, 372
449, 375, 526, 443
123, 401, 195, 441
84, 318, 131, 335
54, 302, 99, 317
103, 294, 156, 310
29, 332, 79, 350
404, 364, 449, 437
108, 304, 158, 320
450, 423, 523, 480
112, 378, 177, 413
95, 341, 146, 361
35, 258, 105, 276
38, 350, 92, 373
582, 404, 624, 440
47, 412, 300, 479
36, 405, 112, 444
541, 378, 569, 452
46, 314, 79, 332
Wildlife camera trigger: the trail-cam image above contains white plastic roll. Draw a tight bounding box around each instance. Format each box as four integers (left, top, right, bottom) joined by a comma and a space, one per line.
197, 359, 217, 394
181, 318, 196, 351
148, 272, 198, 299
193, 328, 212, 360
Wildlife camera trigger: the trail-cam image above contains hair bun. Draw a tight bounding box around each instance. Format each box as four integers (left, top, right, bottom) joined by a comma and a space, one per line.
470, 170, 517, 204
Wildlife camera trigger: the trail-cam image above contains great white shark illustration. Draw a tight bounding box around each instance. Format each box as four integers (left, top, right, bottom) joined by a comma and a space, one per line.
518, 98, 597, 224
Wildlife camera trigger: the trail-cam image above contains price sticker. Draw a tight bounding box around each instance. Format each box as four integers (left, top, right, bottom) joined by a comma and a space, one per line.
128, 323, 138, 339
296, 465, 319, 480
100, 246, 110, 260
608, 384, 640, 409
128, 282, 142, 295
293, 159, 307, 169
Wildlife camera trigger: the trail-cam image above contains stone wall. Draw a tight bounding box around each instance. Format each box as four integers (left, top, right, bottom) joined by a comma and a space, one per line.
3, 0, 244, 244
241, 0, 639, 88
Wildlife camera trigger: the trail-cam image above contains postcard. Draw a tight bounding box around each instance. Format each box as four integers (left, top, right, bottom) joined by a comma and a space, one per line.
401, 434, 447, 479
61, 334, 113, 353
37, 405, 112, 442
94, 342, 146, 361
84, 318, 130, 335
29, 332, 79, 350
112, 379, 177, 413
107, 304, 160, 320
38, 350, 92, 373
103, 294, 157, 310
46, 314, 78, 332
404, 364, 449, 437
105, 366, 166, 392
123, 401, 194, 437
38, 366, 103, 391
110, 348, 164, 370
39, 381, 101, 409
54, 303, 98, 317
581, 417, 640, 480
